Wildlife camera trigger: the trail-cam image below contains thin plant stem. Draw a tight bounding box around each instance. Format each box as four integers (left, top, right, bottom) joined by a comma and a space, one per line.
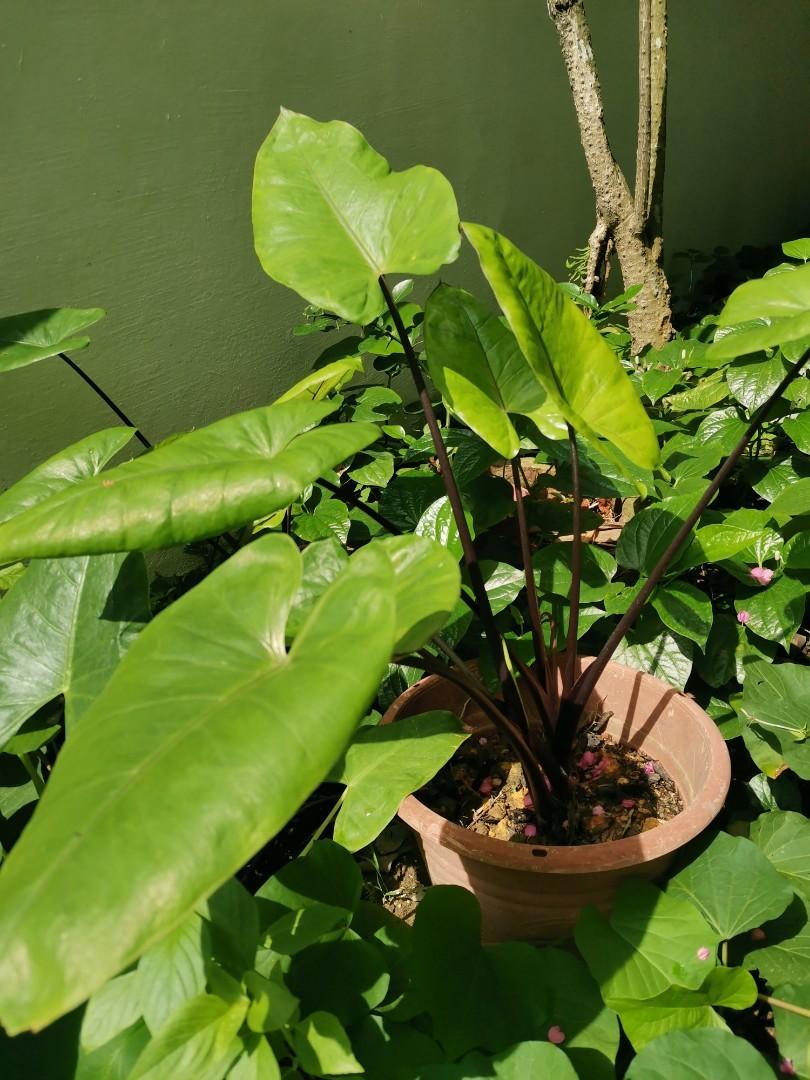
300, 789, 347, 857
572, 348, 810, 706
378, 275, 522, 725
320, 477, 399, 535
20, 753, 45, 796
563, 424, 582, 691
757, 993, 810, 1020
510, 459, 548, 683
60, 352, 152, 449
720, 939, 728, 967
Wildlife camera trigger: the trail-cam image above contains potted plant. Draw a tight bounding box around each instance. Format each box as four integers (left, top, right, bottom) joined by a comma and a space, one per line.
250, 110, 810, 941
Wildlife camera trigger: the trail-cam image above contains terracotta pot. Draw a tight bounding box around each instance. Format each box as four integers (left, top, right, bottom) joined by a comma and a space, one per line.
382, 658, 730, 942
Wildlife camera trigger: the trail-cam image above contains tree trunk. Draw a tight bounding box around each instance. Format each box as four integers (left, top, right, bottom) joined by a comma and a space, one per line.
547, 0, 673, 352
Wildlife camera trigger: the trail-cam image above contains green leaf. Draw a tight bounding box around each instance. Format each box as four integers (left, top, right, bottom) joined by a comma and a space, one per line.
614, 967, 757, 1050
80, 971, 144, 1053
533, 542, 616, 603
252, 109, 460, 325
292, 499, 350, 544
613, 617, 694, 690
372, 535, 460, 654
750, 811, 810, 903
665, 372, 730, 412
782, 410, 810, 454
257, 840, 362, 917
415, 495, 472, 563
771, 477, 810, 518
286, 539, 349, 638
624, 1027, 773, 1079
651, 581, 712, 648
75, 1020, 151, 1080
462, 223, 659, 470
420, 1041, 578, 1080
198, 878, 260, 976
228, 1036, 281, 1080
0, 427, 135, 525
617, 497, 695, 575
726, 353, 788, 411
772, 982, 810, 1080
0, 535, 396, 1033
290, 1011, 363, 1076
669, 831, 793, 938
695, 613, 773, 689
481, 561, 525, 615
332, 711, 468, 851
736, 575, 807, 650
685, 523, 769, 566
137, 912, 208, 1035
575, 880, 720, 1003
348, 451, 394, 489
0, 307, 105, 375
278, 355, 364, 402
742, 895, 810, 987
129, 993, 247, 1080
0, 401, 378, 562
243, 972, 297, 1035
783, 238, 810, 261
286, 938, 389, 1025
424, 284, 562, 459
0, 552, 149, 748
693, 408, 748, 453
706, 263, 810, 359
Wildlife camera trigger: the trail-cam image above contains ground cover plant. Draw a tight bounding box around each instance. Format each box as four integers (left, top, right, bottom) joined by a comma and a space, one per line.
0, 113, 807, 1077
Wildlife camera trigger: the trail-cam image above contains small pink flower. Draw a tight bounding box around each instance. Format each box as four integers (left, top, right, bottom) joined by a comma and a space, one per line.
578, 750, 596, 769
750, 927, 767, 942
780, 1060, 796, 1076
589, 760, 606, 779
524, 823, 538, 838
696, 947, 711, 961
622, 799, 635, 809
479, 776, 494, 795
547, 1025, 565, 1045
737, 609, 751, 625
478, 736, 488, 746
523, 793, 534, 809
591, 804, 605, 818
749, 566, 774, 585
643, 762, 655, 776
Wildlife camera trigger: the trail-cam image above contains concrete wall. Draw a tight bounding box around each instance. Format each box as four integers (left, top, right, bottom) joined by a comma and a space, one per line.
2, 0, 808, 487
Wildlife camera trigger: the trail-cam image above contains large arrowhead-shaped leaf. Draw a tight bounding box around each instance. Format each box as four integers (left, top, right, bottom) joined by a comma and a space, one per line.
0, 401, 378, 561
749, 811, 810, 902
252, 109, 460, 324
0, 308, 105, 375
0, 553, 149, 749
0, 427, 135, 526
424, 284, 565, 459
0, 533, 397, 1033
706, 263, 810, 360
462, 223, 659, 471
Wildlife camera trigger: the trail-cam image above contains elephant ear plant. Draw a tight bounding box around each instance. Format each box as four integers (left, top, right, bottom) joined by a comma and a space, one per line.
253, 110, 810, 823
0, 107, 806, 1046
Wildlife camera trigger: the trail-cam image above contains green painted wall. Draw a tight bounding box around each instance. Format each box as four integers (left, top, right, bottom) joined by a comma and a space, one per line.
2, 0, 808, 488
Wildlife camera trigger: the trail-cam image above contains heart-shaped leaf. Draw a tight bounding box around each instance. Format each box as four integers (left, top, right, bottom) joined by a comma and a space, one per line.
0, 307, 105, 375
0, 400, 378, 562
735, 575, 807, 651
624, 1027, 774, 1079
668, 831, 793, 939
706, 263, 810, 360
462, 224, 659, 472
749, 811, 810, 902
651, 581, 712, 648
252, 110, 460, 325
0, 533, 397, 1033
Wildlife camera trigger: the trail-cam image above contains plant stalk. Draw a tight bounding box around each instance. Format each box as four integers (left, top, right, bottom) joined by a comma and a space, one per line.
510, 459, 549, 686
60, 352, 151, 449
572, 349, 810, 705
757, 993, 810, 1020
563, 424, 582, 691
378, 274, 522, 724
20, 752, 45, 796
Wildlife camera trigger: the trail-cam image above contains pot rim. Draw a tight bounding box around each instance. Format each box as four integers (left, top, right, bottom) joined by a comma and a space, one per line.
385, 659, 731, 875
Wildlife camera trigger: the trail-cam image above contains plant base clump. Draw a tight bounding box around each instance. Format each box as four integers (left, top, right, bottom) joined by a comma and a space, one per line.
420, 720, 683, 846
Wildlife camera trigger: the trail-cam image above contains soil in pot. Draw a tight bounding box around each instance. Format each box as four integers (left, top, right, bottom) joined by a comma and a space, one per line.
419, 716, 683, 848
